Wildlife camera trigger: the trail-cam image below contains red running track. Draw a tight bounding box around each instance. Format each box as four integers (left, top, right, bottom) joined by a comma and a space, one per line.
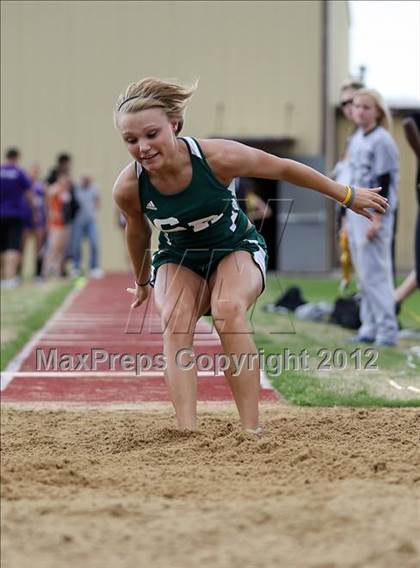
1, 273, 279, 405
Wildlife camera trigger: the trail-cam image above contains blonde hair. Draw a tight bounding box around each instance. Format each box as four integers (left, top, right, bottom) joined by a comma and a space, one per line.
114, 77, 198, 134
353, 88, 393, 130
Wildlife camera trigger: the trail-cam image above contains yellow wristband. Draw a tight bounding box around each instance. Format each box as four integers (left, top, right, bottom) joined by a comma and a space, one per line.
342, 185, 352, 206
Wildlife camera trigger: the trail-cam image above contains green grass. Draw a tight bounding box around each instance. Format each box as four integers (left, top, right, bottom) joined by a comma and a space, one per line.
1, 279, 75, 370
252, 274, 420, 407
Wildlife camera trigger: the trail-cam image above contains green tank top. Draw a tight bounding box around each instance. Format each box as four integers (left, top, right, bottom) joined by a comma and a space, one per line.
136, 137, 250, 250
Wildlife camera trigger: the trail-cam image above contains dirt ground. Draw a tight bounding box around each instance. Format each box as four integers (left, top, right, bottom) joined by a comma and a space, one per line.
1, 404, 419, 568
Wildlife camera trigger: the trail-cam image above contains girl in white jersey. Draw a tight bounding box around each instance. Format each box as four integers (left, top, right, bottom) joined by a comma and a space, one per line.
346, 88, 399, 347
113, 78, 388, 433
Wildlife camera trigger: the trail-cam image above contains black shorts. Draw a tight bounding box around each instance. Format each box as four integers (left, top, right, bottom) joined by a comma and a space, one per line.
1, 217, 24, 252
150, 226, 268, 295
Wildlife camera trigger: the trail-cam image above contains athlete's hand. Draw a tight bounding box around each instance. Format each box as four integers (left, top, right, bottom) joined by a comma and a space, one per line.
126, 283, 150, 308
350, 187, 388, 221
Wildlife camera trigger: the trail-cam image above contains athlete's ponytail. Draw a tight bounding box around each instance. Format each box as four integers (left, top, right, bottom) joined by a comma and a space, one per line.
114, 77, 198, 134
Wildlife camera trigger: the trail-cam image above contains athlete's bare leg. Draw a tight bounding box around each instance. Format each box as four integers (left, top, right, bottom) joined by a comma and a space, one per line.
154, 263, 210, 431
209, 251, 263, 431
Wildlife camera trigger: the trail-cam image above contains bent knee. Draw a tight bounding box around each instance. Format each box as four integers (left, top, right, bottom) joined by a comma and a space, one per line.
211, 298, 247, 329
160, 304, 197, 335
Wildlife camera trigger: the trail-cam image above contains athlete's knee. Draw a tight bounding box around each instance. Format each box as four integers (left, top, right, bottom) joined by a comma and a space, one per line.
211, 298, 246, 329
161, 303, 197, 336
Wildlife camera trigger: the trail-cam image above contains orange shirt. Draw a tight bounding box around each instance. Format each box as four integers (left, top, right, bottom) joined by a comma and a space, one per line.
47, 190, 68, 228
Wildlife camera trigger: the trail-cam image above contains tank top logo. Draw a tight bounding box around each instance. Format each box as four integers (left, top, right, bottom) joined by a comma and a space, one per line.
152, 213, 223, 233
146, 200, 157, 211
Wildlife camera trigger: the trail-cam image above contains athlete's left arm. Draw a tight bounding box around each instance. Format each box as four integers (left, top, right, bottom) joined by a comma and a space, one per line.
200, 138, 388, 221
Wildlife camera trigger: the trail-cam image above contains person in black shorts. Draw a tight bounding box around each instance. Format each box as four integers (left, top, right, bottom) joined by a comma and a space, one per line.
0, 148, 34, 289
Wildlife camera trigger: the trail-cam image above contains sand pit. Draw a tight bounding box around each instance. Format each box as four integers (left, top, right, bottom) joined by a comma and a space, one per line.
1, 404, 420, 568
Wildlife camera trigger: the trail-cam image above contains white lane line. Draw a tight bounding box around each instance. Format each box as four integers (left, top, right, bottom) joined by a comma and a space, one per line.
2, 371, 217, 378
1, 286, 84, 391
38, 337, 221, 344
4, 370, 274, 382
389, 380, 403, 390
388, 380, 420, 394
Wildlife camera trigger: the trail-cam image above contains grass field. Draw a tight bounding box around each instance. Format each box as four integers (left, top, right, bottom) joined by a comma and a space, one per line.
1, 279, 75, 370
253, 274, 420, 406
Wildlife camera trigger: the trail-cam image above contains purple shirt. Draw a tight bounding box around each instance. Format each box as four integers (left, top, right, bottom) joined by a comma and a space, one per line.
0, 163, 32, 219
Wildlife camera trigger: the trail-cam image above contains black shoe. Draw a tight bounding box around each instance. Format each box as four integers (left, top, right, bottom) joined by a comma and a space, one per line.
346, 335, 375, 344
374, 339, 397, 347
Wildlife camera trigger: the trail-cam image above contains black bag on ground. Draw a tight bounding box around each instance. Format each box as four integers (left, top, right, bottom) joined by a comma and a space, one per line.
330, 295, 361, 329
274, 286, 307, 311
262, 285, 307, 314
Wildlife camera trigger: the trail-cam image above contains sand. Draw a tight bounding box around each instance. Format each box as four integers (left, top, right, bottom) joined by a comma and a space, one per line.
1, 404, 420, 568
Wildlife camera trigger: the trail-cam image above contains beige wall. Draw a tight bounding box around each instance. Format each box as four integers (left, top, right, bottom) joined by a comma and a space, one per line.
324, 1, 350, 170
1, 1, 350, 271
336, 114, 418, 272
327, 0, 350, 105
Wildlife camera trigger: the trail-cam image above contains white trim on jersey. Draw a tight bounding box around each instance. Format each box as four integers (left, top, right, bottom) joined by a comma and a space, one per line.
228, 179, 236, 195
246, 240, 267, 288
135, 161, 142, 178
182, 136, 202, 159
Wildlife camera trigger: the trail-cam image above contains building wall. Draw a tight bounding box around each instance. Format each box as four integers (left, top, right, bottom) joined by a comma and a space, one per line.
1, 1, 354, 272
336, 113, 418, 272
324, 0, 350, 171
327, 0, 350, 106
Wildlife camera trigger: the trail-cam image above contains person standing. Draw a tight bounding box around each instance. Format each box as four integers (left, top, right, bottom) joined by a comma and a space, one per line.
46, 153, 78, 276
346, 89, 399, 347
28, 163, 48, 280
0, 148, 34, 288
71, 173, 103, 278
43, 173, 72, 277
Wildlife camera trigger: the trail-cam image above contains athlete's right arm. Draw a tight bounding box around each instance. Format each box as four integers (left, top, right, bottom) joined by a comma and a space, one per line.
113, 163, 152, 307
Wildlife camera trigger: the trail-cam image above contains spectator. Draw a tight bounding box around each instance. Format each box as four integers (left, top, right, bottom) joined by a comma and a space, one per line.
71, 172, 103, 278
332, 79, 364, 186
46, 153, 72, 184
43, 173, 72, 277
346, 88, 399, 347
46, 153, 78, 275
16, 174, 35, 281
337, 81, 398, 281
235, 178, 272, 223
28, 163, 48, 280
331, 81, 364, 287
0, 147, 34, 288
